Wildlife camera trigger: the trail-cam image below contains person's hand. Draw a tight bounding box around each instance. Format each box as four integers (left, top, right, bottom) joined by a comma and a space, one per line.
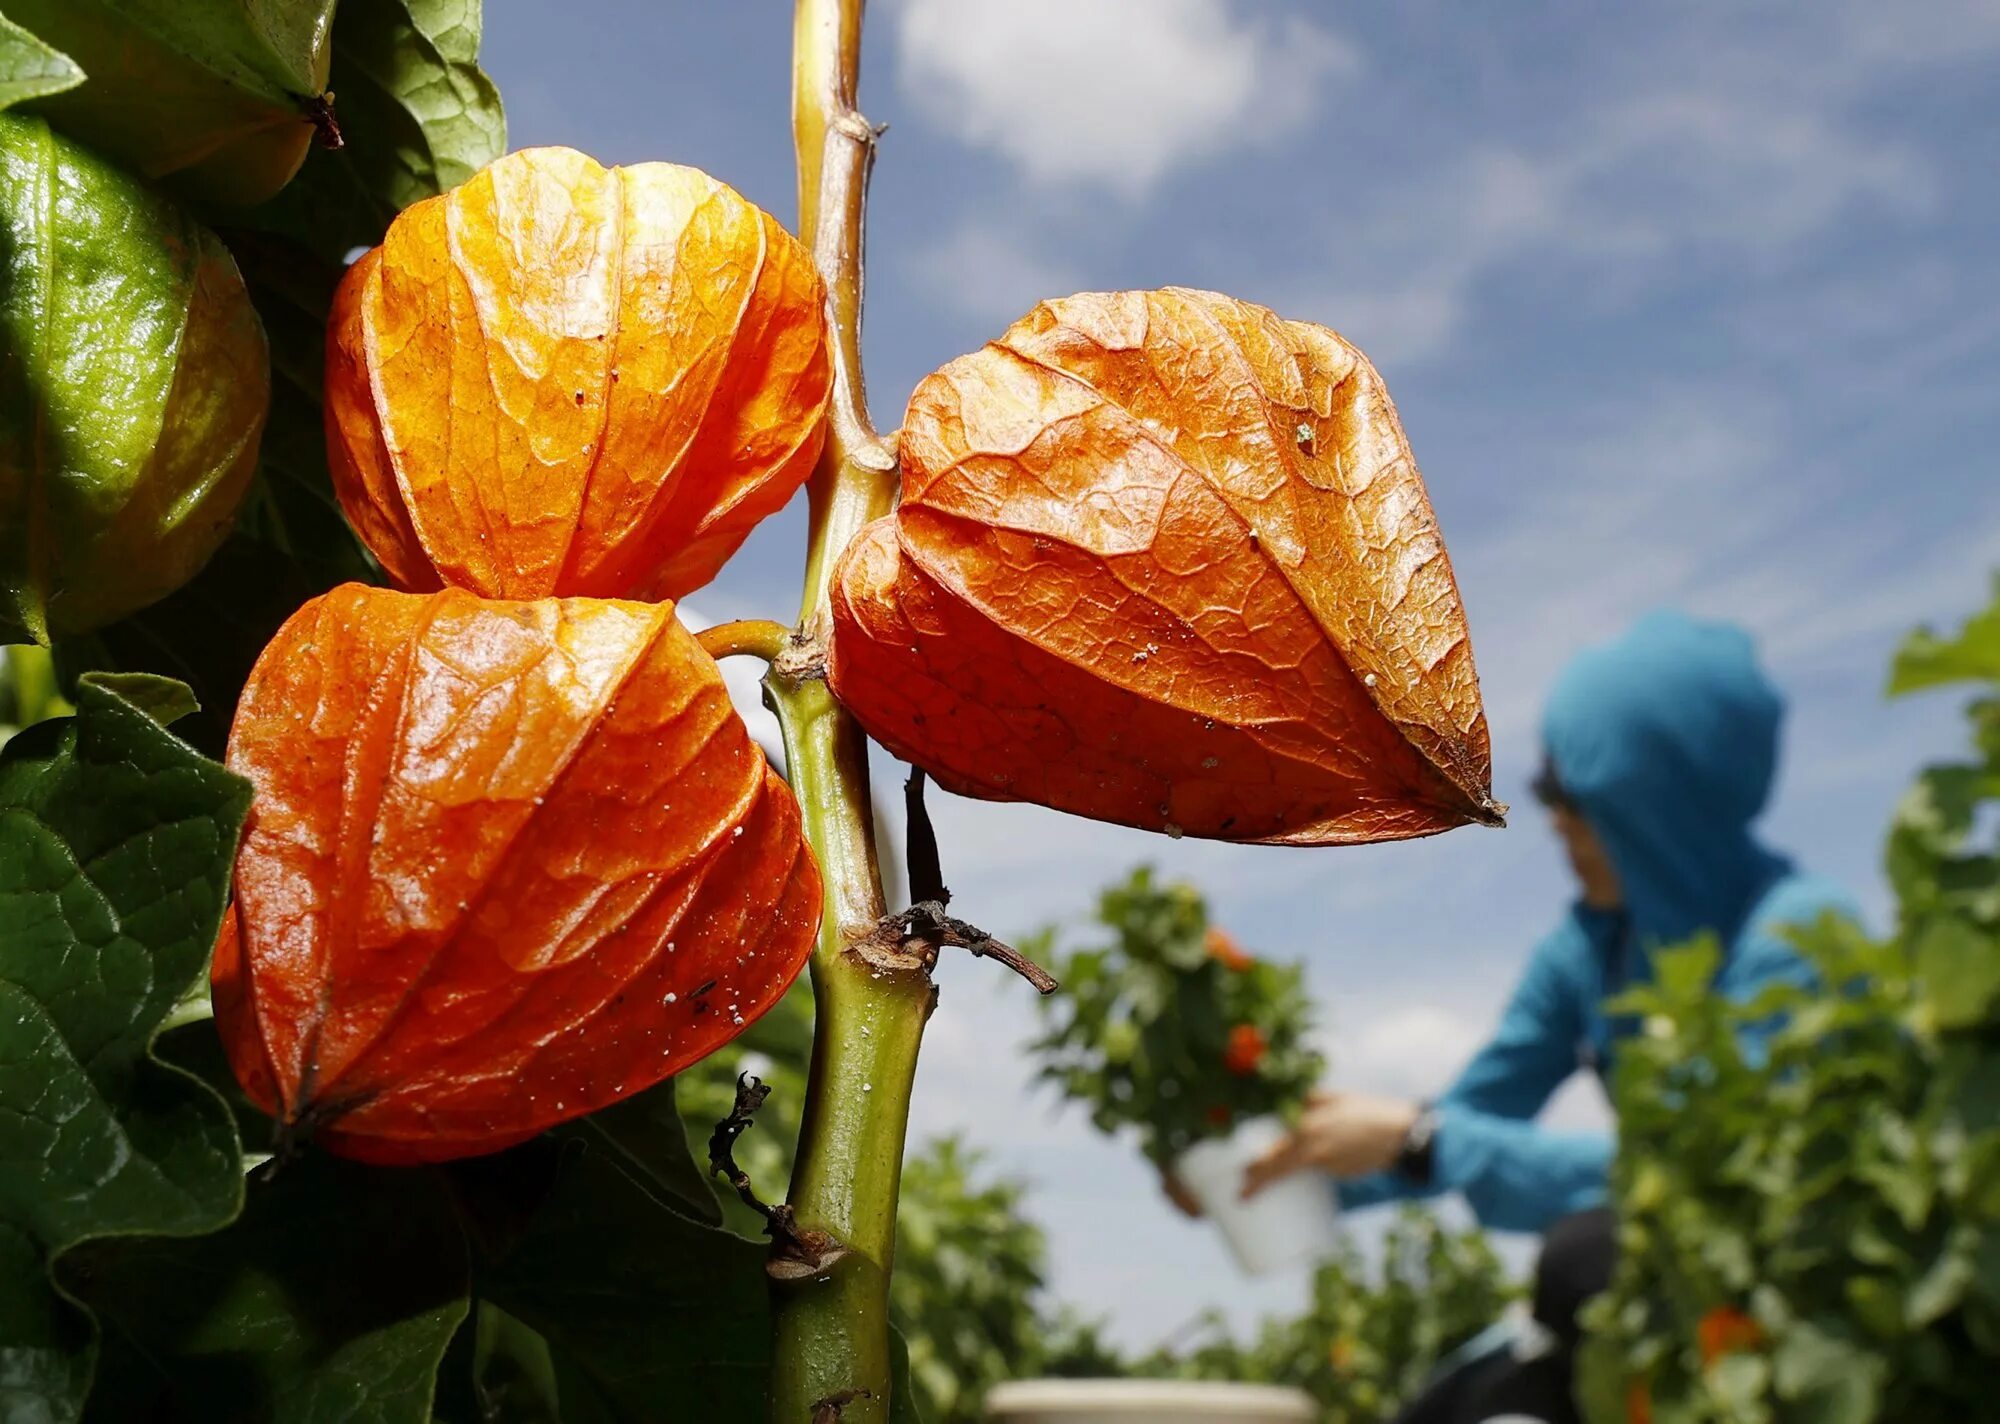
1240, 1090, 1419, 1199
1160, 1169, 1204, 1219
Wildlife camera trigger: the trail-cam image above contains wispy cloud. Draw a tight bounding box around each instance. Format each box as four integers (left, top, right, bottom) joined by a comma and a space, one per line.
1290, 39, 1947, 365
890, 0, 1357, 199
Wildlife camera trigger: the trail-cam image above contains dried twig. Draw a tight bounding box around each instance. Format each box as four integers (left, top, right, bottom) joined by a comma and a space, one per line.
860, 770, 1057, 994
302, 93, 344, 149
708, 1074, 850, 1279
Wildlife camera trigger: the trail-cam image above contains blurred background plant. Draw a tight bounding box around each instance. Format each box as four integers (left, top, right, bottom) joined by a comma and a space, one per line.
1111, 1208, 1520, 1421
1023, 867, 1327, 1169
674, 889, 1514, 1424
1579, 575, 2000, 1424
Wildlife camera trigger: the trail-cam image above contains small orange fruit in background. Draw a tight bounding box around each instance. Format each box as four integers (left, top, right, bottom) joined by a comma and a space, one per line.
1205, 926, 1254, 972
1625, 1380, 1651, 1424
828, 288, 1499, 845
1223, 1024, 1268, 1076
212, 584, 820, 1163
326, 146, 831, 603
1697, 1305, 1764, 1365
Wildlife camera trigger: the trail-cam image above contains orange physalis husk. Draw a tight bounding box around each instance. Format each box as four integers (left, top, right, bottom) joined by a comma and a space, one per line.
1697, 1305, 1764, 1365
1223, 1023, 1268, 1076
212, 583, 821, 1164
325, 145, 831, 603
827, 288, 1500, 845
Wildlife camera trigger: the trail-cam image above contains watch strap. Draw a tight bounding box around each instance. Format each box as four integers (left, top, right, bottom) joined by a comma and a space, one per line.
1395, 1102, 1439, 1186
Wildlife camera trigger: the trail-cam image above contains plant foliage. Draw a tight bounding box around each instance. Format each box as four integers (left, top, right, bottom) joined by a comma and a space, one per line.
1026, 866, 1326, 1166
1578, 575, 2000, 1424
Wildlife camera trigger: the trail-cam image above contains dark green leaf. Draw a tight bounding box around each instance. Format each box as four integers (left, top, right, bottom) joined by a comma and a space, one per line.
214, 228, 381, 593
0, 13, 83, 110
0, 675, 249, 1422
568, 1078, 724, 1229
243, 0, 506, 263
1, 0, 335, 208
889, 1324, 924, 1424
469, 1303, 563, 1424
53, 535, 350, 759
1905, 1230, 1978, 1328
65, 1153, 469, 1424
470, 1136, 775, 1419
79, 672, 199, 728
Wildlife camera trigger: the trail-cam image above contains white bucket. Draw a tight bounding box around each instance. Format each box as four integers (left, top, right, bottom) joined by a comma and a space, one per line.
984, 1379, 1315, 1423
1172, 1114, 1340, 1276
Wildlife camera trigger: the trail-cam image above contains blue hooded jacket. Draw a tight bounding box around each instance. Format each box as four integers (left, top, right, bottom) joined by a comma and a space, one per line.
1339, 611, 1857, 1233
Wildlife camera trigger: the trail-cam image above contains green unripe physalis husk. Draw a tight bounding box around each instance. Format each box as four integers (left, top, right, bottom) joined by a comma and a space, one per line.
0, 112, 269, 644
3, 0, 335, 208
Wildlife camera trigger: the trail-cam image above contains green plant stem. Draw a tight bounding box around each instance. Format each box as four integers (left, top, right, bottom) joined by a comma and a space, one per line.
768, 2, 923, 1420
695, 618, 792, 664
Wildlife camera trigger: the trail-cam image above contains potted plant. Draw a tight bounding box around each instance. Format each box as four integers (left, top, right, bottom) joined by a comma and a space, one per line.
1027, 869, 1337, 1273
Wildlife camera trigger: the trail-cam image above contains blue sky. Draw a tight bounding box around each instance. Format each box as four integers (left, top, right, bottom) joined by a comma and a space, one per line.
485, 0, 2000, 1344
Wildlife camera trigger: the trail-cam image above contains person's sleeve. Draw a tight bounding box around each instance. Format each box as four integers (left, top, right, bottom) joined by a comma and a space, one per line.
1337, 926, 1612, 1231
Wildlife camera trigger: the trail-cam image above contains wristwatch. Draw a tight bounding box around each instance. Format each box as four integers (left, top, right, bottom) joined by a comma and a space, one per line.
1394, 1102, 1439, 1186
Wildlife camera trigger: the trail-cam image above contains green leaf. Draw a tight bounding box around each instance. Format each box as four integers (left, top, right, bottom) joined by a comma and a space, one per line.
569, 1078, 725, 1229
1890, 576, 2000, 695
53, 535, 355, 759
78, 672, 199, 728
0, 674, 250, 1421
1905, 1230, 1978, 1328
1915, 916, 2000, 1030
0, 13, 83, 110
1771, 1323, 1883, 1424
466, 1303, 563, 1424
1, 0, 335, 207
64, 1153, 469, 1423
888, 1324, 924, 1424
469, 1136, 777, 1420
243, 0, 506, 263
211, 228, 380, 593
1, 643, 70, 734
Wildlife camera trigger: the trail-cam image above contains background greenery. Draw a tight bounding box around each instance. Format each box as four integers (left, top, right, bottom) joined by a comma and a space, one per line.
1024, 866, 1327, 1169
1579, 577, 2000, 1424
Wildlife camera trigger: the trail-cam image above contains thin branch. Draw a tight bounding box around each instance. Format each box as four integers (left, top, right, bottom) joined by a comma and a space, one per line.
790, 0, 897, 639
695, 618, 792, 664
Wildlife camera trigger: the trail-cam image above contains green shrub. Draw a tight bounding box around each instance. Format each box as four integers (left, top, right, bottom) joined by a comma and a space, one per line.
1579, 577, 2000, 1424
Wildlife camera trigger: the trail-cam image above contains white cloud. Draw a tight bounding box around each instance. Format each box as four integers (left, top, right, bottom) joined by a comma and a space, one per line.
891, 0, 1357, 197
1332, 1005, 1480, 1100
1297, 100, 1934, 367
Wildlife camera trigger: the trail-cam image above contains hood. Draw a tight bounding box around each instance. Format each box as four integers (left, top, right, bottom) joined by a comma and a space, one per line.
1542, 610, 1791, 951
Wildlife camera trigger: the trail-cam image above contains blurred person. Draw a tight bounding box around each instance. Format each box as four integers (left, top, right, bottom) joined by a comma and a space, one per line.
1174, 610, 1858, 1424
